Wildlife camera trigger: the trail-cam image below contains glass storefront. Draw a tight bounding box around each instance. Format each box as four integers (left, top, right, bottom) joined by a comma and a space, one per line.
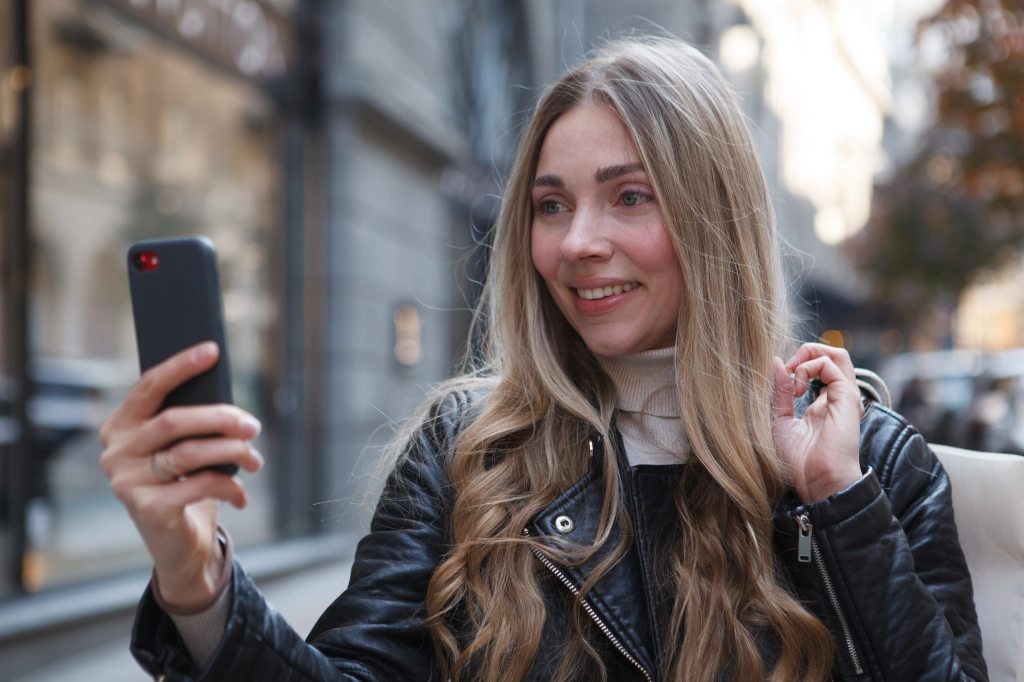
16, 0, 289, 591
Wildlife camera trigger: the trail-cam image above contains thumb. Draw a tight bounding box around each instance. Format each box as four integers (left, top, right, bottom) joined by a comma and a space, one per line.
772, 357, 795, 421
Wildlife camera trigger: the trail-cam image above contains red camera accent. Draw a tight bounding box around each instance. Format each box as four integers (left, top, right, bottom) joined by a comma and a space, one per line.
133, 252, 160, 271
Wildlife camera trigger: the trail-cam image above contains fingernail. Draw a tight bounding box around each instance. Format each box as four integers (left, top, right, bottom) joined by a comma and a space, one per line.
191, 341, 217, 363
239, 416, 262, 438
251, 449, 265, 470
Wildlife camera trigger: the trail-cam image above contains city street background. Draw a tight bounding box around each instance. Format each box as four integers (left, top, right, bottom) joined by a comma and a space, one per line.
1, 0, 1022, 677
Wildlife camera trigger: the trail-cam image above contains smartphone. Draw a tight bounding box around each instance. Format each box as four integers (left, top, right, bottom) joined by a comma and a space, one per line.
127, 236, 239, 476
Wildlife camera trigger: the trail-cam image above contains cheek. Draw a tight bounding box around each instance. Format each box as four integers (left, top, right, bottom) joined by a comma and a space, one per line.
530, 225, 560, 288
655, 248, 683, 288
633, 221, 680, 276
639, 223, 684, 301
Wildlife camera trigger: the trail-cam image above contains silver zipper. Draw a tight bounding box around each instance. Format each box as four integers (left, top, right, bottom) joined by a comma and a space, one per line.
523, 528, 653, 682
797, 514, 864, 676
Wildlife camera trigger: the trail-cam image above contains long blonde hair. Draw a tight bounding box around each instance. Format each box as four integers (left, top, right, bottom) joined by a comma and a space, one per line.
415, 36, 834, 682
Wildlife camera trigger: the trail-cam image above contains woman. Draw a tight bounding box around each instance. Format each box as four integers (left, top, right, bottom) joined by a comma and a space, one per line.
101, 38, 986, 682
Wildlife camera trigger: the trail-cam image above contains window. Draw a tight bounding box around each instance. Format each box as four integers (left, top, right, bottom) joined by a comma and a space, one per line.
22, 0, 283, 591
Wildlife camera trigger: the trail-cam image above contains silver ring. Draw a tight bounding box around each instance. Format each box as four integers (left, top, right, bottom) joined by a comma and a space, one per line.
152, 451, 174, 483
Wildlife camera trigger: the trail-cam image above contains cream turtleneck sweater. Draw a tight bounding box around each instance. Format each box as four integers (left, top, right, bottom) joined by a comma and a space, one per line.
596, 346, 689, 466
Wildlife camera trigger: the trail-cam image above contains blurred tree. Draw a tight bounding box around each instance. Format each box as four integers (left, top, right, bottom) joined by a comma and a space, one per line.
855, 0, 1024, 320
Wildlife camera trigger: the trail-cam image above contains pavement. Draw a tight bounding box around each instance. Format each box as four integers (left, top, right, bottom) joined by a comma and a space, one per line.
9, 558, 355, 682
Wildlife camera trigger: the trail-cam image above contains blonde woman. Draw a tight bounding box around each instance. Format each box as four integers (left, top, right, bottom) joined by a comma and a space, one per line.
103, 38, 986, 682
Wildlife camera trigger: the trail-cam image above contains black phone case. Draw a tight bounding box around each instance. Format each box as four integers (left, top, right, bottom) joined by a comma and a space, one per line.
128, 237, 238, 475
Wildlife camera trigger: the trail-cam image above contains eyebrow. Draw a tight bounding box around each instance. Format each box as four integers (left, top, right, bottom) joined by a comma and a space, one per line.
594, 162, 646, 184
532, 162, 647, 189
532, 161, 643, 188
533, 174, 564, 188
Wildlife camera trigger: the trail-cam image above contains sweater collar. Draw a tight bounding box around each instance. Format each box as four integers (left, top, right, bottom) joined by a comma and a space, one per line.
595, 346, 680, 418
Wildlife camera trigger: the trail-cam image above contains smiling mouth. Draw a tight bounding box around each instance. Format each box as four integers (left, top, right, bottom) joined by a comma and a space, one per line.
575, 282, 640, 300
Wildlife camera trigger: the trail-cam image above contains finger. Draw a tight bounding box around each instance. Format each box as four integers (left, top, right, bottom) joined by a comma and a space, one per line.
108, 453, 187, 502
163, 471, 249, 510
163, 438, 264, 478
101, 405, 260, 471
131, 472, 249, 522
792, 356, 855, 400
784, 343, 855, 384
785, 342, 853, 375
114, 438, 263, 490
104, 342, 220, 439
124, 405, 261, 462
771, 357, 795, 420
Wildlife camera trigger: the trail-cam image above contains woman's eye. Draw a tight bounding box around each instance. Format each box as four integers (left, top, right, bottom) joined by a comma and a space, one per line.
621, 191, 649, 207
539, 200, 564, 215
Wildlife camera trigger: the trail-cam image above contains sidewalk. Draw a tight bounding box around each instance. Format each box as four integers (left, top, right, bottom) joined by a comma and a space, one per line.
10, 558, 355, 682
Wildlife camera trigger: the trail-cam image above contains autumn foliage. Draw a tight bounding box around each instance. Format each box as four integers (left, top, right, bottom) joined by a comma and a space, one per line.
856, 0, 1024, 318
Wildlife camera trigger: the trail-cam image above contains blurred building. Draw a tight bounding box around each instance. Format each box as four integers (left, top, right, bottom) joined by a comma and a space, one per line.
1, 0, 304, 606
729, 0, 900, 363
956, 264, 1024, 352
0, 0, 528, 674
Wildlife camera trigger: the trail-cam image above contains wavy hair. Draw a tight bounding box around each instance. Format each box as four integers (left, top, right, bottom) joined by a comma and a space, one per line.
415, 37, 835, 682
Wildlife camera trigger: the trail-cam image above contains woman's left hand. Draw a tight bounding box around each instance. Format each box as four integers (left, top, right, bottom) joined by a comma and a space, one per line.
771, 343, 864, 504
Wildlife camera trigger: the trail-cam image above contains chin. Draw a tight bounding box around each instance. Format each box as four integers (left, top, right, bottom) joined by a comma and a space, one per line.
580, 334, 644, 358
577, 325, 676, 357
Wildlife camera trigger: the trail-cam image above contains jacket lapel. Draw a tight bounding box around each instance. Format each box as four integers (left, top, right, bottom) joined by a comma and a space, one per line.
527, 437, 658, 677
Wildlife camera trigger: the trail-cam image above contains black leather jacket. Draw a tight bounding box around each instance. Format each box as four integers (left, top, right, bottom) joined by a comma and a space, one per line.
131, 386, 988, 681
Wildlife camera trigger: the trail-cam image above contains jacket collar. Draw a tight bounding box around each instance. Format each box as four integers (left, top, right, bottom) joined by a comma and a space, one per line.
526, 427, 659, 676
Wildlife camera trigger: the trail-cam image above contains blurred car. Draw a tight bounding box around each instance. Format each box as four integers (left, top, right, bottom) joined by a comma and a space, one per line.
881, 349, 1024, 455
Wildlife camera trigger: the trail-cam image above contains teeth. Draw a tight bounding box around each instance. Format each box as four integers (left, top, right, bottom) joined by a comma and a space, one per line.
576, 282, 640, 300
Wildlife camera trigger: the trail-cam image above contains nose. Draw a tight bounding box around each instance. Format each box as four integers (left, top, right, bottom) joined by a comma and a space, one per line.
559, 205, 612, 263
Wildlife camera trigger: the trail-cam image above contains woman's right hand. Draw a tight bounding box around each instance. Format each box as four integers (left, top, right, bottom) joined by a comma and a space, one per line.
99, 341, 264, 611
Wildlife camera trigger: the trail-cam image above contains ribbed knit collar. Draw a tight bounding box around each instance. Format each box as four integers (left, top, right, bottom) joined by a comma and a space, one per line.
595, 346, 680, 418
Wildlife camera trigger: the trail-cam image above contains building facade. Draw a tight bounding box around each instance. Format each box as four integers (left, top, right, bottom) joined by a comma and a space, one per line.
0, 0, 500, 611
0, 0, 311, 602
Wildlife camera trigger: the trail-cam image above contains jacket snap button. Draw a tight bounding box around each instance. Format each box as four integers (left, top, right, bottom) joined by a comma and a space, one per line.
554, 515, 574, 534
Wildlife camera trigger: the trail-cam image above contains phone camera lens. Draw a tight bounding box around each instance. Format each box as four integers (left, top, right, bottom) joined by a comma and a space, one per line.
133, 252, 160, 271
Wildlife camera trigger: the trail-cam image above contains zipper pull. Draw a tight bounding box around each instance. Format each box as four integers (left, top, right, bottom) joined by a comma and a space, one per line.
796, 513, 812, 563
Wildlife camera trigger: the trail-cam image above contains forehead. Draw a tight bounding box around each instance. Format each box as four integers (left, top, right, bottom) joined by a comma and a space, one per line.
535, 105, 642, 175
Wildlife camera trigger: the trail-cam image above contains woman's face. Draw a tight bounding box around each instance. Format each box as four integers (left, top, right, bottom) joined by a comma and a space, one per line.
530, 105, 684, 357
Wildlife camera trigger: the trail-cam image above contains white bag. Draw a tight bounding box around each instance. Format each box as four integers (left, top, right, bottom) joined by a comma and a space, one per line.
931, 443, 1024, 682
